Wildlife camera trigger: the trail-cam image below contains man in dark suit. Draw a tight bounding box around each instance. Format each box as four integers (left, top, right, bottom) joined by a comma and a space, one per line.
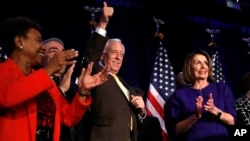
76, 2, 147, 141
42, 38, 78, 102
42, 37, 78, 141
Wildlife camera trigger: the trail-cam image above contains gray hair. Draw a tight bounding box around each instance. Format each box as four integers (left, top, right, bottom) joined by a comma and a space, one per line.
42, 37, 64, 47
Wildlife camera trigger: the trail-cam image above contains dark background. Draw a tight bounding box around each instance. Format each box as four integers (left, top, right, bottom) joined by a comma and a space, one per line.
1, 0, 250, 99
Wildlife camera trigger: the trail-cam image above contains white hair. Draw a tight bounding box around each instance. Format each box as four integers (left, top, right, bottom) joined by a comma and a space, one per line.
103, 38, 125, 53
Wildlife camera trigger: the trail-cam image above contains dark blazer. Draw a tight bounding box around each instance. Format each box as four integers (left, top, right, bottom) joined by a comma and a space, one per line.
138, 116, 163, 141
79, 32, 141, 141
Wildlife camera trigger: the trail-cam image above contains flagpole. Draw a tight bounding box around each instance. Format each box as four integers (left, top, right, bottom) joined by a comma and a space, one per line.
80, 6, 102, 65
206, 28, 225, 83
146, 16, 176, 141
74, 6, 102, 84
153, 16, 165, 41
206, 28, 220, 51
83, 6, 102, 35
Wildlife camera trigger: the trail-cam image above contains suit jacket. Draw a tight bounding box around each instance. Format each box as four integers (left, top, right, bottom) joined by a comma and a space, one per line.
138, 116, 163, 141
0, 59, 92, 141
81, 32, 141, 141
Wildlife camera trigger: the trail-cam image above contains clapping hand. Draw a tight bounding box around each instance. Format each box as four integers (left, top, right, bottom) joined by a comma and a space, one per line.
44, 49, 78, 76
204, 93, 219, 115
78, 62, 109, 94
59, 63, 75, 93
195, 96, 203, 119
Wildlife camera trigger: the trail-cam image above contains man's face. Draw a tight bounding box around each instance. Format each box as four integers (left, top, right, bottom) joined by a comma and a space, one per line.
43, 41, 64, 63
43, 40, 65, 77
102, 41, 125, 74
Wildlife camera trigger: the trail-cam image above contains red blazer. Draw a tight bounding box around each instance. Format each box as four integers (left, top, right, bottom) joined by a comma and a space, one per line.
0, 59, 92, 141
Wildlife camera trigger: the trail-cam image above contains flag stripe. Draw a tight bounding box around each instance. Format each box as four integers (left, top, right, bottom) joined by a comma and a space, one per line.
147, 85, 165, 118
146, 98, 168, 141
148, 83, 165, 108
146, 41, 176, 141
162, 130, 168, 141
146, 93, 164, 118
146, 98, 167, 132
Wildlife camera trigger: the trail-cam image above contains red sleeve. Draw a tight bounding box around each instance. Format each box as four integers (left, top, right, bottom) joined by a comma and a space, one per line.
60, 93, 92, 126
0, 68, 54, 108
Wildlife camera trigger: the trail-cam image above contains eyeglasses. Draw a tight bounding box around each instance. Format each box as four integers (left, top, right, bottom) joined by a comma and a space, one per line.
45, 48, 59, 54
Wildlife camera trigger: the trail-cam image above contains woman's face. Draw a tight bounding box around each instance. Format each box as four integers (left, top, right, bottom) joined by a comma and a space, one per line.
191, 54, 209, 81
21, 28, 44, 67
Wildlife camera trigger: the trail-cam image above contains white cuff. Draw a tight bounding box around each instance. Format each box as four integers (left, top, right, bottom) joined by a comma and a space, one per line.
95, 27, 107, 37
138, 109, 147, 123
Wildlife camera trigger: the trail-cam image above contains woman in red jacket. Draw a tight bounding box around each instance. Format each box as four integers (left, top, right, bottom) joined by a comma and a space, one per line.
0, 16, 108, 141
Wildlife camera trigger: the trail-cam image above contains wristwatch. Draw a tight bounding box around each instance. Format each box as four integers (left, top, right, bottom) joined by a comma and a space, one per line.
78, 91, 91, 97
217, 109, 222, 119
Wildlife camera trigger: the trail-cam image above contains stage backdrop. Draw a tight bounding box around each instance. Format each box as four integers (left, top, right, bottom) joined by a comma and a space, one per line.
1, 0, 250, 99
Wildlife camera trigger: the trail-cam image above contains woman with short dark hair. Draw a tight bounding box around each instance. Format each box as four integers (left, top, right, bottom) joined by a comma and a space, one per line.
0, 16, 108, 141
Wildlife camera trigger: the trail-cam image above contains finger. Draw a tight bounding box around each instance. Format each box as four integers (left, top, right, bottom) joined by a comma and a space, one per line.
69, 63, 75, 70
65, 63, 75, 73
97, 66, 108, 79
78, 67, 86, 86
197, 96, 202, 102
199, 96, 203, 102
64, 48, 76, 53
209, 93, 213, 99
63, 49, 79, 60
64, 64, 75, 78
86, 62, 94, 75
100, 65, 107, 73
109, 8, 114, 17
103, 1, 107, 7
65, 60, 77, 66
131, 96, 136, 102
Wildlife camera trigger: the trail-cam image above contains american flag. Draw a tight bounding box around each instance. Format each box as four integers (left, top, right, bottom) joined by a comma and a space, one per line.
212, 50, 225, 83
146, 41, 176, 141
0, 46, 7, 62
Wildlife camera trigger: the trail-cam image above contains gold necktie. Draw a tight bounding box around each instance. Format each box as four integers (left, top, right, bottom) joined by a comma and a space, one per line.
110, 73, 129, 100
110, 73, 133, 131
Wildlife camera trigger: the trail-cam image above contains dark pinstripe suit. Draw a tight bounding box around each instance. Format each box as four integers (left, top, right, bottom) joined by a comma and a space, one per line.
82, 32, 141, 141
